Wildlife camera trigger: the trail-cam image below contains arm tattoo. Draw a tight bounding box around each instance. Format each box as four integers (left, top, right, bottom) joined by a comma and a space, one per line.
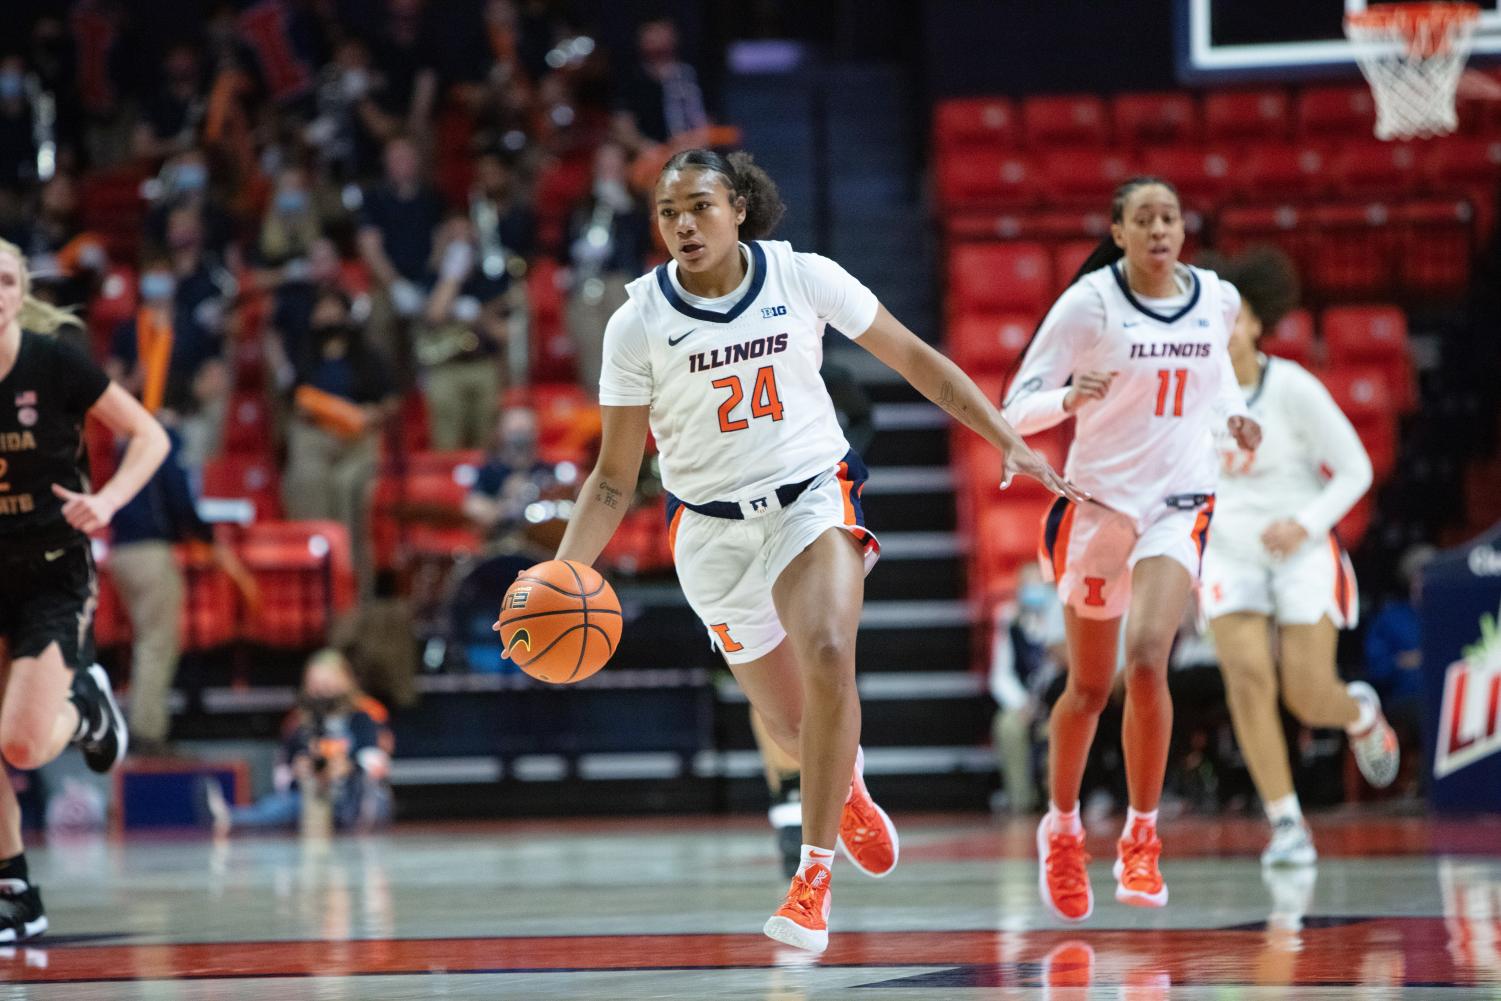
937, 380, 969, 419
597, 482, 624, 510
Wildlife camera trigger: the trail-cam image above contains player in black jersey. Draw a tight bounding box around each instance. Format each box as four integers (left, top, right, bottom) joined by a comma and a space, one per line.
0, 239, 169, 941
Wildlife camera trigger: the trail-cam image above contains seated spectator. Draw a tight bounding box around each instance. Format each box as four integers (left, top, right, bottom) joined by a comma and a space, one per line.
282, 289, 398, 598
613, 18, 708, 149
200, 649, 394, 835
463, 407, 555, 541
416, 216, 511, 449
566, 142, 646, 391
989, 564, 1067, 814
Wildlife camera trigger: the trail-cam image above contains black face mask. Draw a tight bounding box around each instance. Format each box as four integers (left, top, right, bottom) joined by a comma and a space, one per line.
302, 695, 343, 718
311, 321, 351, 344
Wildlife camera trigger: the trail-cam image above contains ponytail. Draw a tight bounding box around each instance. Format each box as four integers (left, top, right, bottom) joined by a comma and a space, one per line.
0, 239, 84, 334
1001, 175, 1180, 401
659, 148, 788, 240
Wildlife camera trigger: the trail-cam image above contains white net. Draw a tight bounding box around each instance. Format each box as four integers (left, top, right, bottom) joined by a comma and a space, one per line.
1346, 2, 1480, 140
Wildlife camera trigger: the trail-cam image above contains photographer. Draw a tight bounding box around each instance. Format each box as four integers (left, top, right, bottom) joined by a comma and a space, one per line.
201, 650, 393, 835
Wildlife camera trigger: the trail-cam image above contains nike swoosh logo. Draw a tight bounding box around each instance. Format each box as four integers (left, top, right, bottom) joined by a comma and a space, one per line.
1122, 321, 1141, 328
44, 549, 65, 562
667, 329, 697, 347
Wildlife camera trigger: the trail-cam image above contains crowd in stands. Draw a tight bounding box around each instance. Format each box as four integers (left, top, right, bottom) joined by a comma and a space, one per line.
0, 1, 718, 744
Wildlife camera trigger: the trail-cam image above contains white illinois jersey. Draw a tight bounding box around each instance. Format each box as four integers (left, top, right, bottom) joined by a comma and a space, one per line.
1003, 262, 1247, 523
599, 240, 879, 505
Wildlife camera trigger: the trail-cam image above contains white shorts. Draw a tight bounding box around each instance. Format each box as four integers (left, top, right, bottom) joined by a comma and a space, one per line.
666, 452, 880, 664
1036, 496, 1214, 621
1201, 533, 1358, 629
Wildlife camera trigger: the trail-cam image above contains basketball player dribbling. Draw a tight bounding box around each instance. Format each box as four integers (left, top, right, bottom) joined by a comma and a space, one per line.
0, 239, 169, 940
547, 148, 1082, 953
1198, 247, 1399, 868
1002, 177, 1261, 922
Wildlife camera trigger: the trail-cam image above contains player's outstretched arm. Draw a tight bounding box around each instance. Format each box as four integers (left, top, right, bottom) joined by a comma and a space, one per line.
855, 305, 1086, 502
52, 383, 170, 534
554, 404, 651, 567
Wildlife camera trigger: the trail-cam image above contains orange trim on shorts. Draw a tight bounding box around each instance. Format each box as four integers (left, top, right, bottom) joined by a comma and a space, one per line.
1330, 533, 1352, 622
667, 506, 684, 558
837, 461, 857, 527
1191, 496, 1216, 558
1052, 503, 1076, 579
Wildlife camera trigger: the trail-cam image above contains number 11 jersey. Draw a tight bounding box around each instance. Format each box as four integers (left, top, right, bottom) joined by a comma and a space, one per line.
599, 240, 879, 506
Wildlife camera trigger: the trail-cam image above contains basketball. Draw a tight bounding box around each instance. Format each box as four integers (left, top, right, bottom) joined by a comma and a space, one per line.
496, 560, 622, 684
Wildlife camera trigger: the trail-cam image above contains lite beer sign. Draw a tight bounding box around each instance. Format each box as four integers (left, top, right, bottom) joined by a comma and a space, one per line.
1434, 599, 1501, 779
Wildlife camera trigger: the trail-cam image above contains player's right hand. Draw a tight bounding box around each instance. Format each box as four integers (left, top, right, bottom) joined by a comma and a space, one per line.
1000, 444, 1089, 503
1063, 371, 1116, 413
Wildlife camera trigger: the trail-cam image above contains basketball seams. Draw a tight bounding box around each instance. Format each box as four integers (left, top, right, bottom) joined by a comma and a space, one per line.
501, 560, 617, 683
500, 607, 622, 626
562, 560, 590, 681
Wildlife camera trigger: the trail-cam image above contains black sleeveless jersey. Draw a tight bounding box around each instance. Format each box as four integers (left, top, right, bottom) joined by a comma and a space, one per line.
0, 331, 110, 552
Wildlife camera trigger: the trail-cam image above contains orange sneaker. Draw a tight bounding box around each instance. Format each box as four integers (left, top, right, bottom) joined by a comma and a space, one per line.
1113, 819, 1168, 908
838, 747, 899, 878
763, 863, 832, 954
1036, 814, 1093, 922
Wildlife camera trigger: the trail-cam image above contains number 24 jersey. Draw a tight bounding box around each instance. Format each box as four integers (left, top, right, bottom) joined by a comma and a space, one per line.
599, 240, 879, 506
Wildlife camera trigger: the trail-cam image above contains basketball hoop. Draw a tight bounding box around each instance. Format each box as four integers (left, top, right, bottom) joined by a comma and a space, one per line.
1345, 2, 1480, 140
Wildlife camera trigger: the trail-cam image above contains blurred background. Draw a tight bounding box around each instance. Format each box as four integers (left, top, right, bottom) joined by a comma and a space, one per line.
5, 0, 1501, 832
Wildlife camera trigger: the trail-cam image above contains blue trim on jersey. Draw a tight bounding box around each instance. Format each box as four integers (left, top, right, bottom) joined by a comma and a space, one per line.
1109, 262, 1201, 325
654, 241, 769, 324
1245, 355, 1273, 409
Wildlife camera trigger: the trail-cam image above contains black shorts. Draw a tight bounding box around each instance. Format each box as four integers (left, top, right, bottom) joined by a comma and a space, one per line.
0, 539, 97, 670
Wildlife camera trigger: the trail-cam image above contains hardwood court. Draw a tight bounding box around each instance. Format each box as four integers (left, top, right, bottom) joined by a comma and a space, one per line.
4, 813, 1500, 999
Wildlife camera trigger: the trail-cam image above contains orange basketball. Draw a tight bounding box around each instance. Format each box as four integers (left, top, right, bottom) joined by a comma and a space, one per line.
497, 559, 622, 684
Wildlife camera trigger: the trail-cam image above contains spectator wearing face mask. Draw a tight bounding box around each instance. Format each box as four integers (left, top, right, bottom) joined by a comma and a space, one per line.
143, 151, 235, 260
989, 564, 1068, 815
257, 166, 325, 270
265, 237, 347, 396
462, 407, 555, 540
416, 217, 512, 450
282, 289, 398, 598
566, 142, 647, 393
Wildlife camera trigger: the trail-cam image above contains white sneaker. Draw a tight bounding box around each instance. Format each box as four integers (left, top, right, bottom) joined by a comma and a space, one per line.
1260, 818, 1317, 867
1347, 681, 1400, 788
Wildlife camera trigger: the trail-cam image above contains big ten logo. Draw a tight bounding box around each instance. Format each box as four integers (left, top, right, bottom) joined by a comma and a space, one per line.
761, 305, 787, 318
1434, 601, 1501, 779
1440, 859, 1501, 977
508, 587, 532, 610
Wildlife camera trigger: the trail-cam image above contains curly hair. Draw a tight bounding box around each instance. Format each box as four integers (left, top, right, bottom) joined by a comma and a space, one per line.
658, 148, 788, 240
1198, 244, 1301, 332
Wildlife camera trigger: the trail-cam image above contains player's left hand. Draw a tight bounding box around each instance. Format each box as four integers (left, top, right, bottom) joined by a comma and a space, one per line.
1001, 444, 1089, 503
1260, 518, 1309, 559
51, 484, 117, 534
1228, 415, 1261, 452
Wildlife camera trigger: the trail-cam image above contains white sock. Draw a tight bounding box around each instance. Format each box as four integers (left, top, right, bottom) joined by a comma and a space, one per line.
1346, 684, 1378, 735
1050, 802, 1083, 836
798, 844, 835, 879
1265, 793, 1303, 827
1124, 806, 1158, 837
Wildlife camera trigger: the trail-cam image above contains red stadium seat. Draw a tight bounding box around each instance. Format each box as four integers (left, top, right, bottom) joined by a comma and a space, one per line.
948, 242, 1053, 316
1052, 240, 1102, 295
943, 207, 1112, 244
1422, 136, 1501, 189
200, 453, 282, 521
1353, 413, 1398, 482
222, 391, 273, 454
1302, 204, 1395, 300
978, 498, 1054, 579
1112, 92, 1200, 146
1260, 309, 1316, 367
1216, 204, 1309, 271
238, 520, 356, 648
1039, 149, 1140, 205
1394, 198, 1476, 299
1319, 366, 1397, 422
949, 313, 1036, 375
1237, 144, 1333, 199
934, 97, 1020, 151
178, 543, 240, 650
936, 151, 1039, 211
1321, 305, 1408, 365
1022, 94, 1110, 147
1337, 497, 1373, 548
1330, 141, 1424, 198
91, 553, 129, 649
1141, 147, 1236, 207
1295, 85, 1378, 139
1204, 89, 1290, 142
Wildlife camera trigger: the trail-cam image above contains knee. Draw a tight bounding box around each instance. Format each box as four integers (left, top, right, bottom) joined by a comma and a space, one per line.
1121, 661, 1168, 697
1124, 633, 1174, 673
1, 730, 48, 772
1280, 683, 1317, 723
1222, 661, 1276, 705
801, 633, 857, 693
1064, 680, 1112, 717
